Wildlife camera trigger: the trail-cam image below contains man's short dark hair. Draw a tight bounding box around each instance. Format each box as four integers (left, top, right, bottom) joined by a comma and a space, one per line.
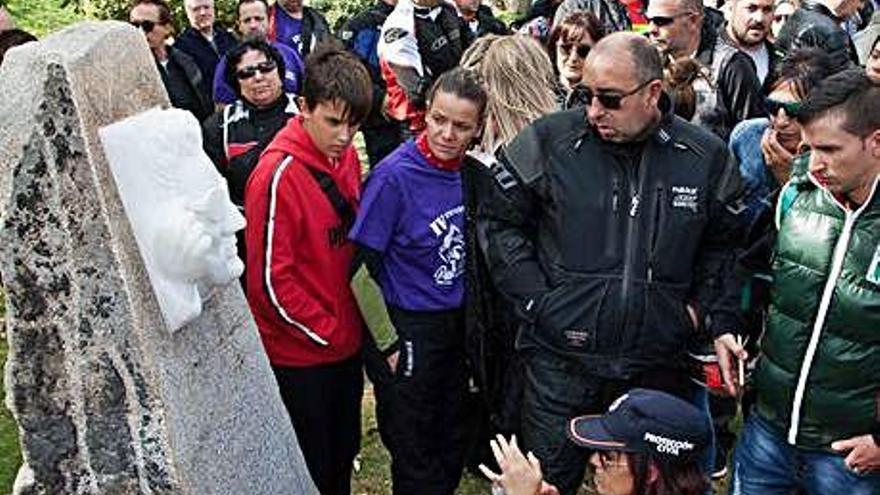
301, 41, 372, 125
237, 0, 269, 17
131, 0, 173, 26
797, 68, 880, 138
224, 37, 285, 97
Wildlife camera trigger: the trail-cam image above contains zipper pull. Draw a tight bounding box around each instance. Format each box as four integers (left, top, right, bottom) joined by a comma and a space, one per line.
612, 180, 620, 213
629, 195, 640, 217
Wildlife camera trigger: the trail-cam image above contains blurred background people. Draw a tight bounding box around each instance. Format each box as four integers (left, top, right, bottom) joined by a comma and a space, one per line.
176, 0, 237, 103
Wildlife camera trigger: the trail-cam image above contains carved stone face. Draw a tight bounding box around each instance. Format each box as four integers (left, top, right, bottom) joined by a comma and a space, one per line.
100, 108, 245, 331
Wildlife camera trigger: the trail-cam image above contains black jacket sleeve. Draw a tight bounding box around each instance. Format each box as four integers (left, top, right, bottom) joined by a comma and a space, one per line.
478, 134, 551, 322
692, 146, 748, 338
720, 52, 765, 126
201, 111, 226, 174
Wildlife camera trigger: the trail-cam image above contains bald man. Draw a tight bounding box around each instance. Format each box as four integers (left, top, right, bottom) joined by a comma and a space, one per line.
479, 32, 746, 494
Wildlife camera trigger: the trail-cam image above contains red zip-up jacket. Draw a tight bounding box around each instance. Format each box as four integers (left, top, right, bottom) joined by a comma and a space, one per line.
244, 115, 363, 367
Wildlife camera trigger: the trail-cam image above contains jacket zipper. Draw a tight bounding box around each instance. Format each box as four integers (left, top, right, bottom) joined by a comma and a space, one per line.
786, 176, 878, 444
647, 185, 664, 283
619, 150, 648, 329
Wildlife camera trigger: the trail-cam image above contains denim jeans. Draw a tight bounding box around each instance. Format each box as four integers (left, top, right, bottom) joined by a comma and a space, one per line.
730, 414, 880, 495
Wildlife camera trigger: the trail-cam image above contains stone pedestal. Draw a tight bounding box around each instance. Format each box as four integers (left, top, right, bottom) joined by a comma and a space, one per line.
0, 21, 317, 495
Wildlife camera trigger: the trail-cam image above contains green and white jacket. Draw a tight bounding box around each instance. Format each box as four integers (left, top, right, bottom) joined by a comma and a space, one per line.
754, 154, 880, 450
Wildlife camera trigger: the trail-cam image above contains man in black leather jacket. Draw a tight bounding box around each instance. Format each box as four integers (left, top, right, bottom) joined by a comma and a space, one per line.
478, 32, 745, 495
775, 0, 861, 70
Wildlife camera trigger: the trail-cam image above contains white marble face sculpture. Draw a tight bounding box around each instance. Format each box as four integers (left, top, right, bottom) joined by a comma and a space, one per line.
100, 108, 245, 332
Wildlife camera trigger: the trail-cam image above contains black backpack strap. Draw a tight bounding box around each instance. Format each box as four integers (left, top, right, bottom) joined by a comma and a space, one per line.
306, 167, 356, 230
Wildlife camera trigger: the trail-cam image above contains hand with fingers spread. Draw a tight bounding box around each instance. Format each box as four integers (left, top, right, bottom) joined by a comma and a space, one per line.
713, 333, 748, 397
478, 435, 559, 495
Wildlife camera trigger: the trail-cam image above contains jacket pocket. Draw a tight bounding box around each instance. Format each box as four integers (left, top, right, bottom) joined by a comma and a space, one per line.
534, 278, 609, 353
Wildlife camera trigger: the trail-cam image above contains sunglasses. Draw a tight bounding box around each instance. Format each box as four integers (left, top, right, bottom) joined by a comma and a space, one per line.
765, 97, 801, 117
581, 78, 657, 110
647, 12, 693, 27
236, 60, 277, 80
559, 43, 591, 59
130, 20, 156, 33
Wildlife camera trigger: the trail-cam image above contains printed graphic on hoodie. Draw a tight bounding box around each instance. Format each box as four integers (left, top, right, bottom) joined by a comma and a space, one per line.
429, 206, 465, 286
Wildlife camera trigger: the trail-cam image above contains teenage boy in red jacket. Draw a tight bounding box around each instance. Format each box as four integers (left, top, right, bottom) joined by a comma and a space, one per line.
244, 43, 372, 495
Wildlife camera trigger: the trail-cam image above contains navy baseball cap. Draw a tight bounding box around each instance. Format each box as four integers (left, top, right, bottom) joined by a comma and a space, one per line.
567, 388, 710, 461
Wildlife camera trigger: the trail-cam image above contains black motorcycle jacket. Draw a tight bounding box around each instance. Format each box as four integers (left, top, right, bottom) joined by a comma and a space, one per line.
479, 97, 746, 378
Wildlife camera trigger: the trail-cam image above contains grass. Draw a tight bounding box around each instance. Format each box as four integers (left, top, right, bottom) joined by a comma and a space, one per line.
5, 0, 87, 38
0, 339, 22, 495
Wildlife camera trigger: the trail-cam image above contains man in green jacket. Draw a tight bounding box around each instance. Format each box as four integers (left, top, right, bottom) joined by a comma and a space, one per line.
716, 68, 880, 494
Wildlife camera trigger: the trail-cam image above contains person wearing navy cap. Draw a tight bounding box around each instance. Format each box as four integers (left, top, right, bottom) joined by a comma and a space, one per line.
480, 388, 711, 495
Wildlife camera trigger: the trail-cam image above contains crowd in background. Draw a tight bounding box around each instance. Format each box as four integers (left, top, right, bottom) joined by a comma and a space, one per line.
0, 0, 879, 495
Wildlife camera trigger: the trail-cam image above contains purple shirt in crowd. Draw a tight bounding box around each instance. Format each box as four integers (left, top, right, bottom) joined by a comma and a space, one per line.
349, 140, 466, 311
212, 41, 304, 104
274, 7, 304, 54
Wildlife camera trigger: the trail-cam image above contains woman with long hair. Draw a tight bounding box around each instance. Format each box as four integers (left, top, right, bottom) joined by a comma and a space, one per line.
479, 388, 712, 495
461, 34, 558, 153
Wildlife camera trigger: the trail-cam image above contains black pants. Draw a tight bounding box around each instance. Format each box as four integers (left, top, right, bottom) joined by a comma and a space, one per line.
365, 307, 470, 495
520, 351, 698, 495
273, 355, 364, 495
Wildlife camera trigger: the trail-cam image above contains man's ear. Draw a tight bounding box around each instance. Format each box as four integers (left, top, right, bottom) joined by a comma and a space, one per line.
868, 129, 880, 159
297, 96, 310, 117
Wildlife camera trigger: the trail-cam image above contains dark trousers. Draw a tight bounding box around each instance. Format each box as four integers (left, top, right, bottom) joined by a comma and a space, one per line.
365, 307, 470, 495
520, 351, 700, 495
273, 355, 364, 495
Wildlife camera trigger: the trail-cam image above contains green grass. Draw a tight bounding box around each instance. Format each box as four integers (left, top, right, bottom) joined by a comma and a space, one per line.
5, 0, 87, 38
1, 338, 22, 495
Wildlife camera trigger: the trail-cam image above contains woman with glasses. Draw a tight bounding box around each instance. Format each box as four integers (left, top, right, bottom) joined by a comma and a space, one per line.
546, 12, 605, 109
202, 38, 298, 280
479, 389, 712, 495
729, 48, 834, 226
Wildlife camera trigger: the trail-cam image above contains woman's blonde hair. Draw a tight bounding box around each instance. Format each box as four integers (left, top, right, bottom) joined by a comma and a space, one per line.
461, 34, 557, 151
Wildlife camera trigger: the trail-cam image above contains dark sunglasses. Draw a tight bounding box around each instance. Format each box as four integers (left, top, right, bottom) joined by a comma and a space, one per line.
647, 12, 693, 27
560, 43, 591, 58
581, 78, 657, 110
130, 20, 156, 33
765, 97, 801, 117
236, 60, 277, 80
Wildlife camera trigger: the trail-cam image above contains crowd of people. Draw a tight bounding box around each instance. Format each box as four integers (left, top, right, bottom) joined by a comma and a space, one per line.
1, 0, 879, 494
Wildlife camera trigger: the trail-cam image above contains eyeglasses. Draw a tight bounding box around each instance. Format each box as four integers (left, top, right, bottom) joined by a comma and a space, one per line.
236, 60, 277, 80
765, 97, 801, 117
130, 20, 156, 33
773, 14, 791, 22
582, 78, 658, 110
559, 43, 591, 59
647, 11, 694, 27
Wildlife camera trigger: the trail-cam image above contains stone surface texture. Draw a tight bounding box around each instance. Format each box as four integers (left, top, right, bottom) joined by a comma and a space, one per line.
0, 21, 317, 495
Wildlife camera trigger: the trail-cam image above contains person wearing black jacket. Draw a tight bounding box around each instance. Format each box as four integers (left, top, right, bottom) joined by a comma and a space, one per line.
130, 0, 213, 122
338, 0, 400, 166
775, 0, 861, 70
647, 0, 765, 140
478, 33, 745, 495
454, 0, 510, 46
176, 0, 238, 102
